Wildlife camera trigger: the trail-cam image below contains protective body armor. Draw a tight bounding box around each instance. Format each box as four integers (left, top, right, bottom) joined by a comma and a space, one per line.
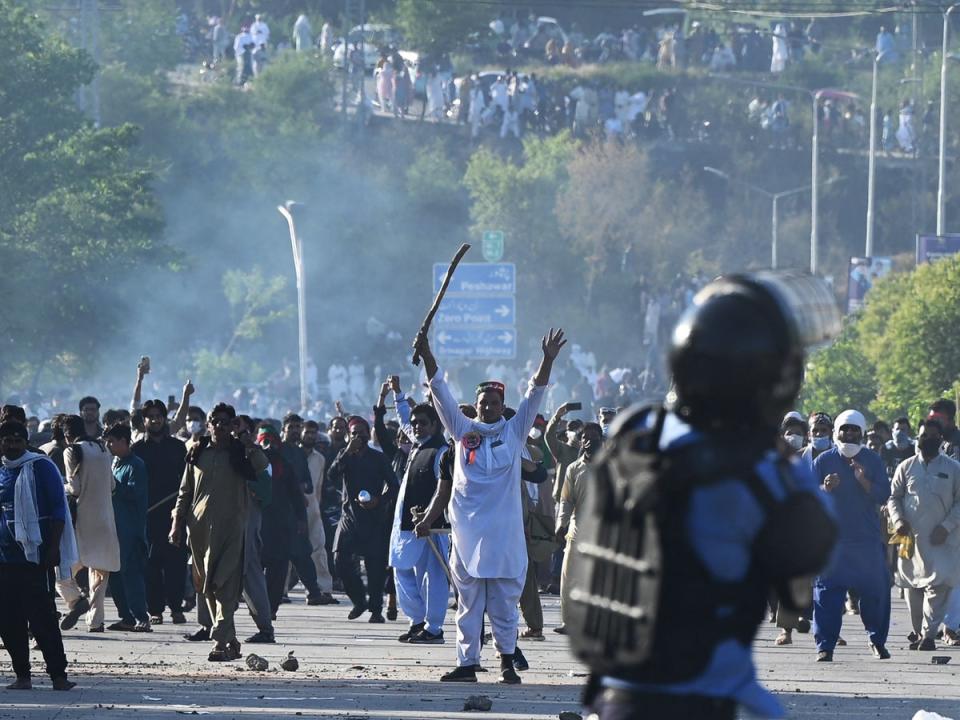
565, 405, 835, 684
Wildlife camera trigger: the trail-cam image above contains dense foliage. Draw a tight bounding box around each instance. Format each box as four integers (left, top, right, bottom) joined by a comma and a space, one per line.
6, 0, 960, 405
802, 256, 960, 422
0, 1, 171, 391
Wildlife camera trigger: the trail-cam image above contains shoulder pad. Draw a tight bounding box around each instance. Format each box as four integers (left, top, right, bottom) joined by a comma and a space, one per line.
607, 403, 661, 438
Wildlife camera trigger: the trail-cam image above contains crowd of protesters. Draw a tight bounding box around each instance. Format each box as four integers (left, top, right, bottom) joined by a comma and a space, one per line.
4, 327, 960, 688
181, 9, 931, 152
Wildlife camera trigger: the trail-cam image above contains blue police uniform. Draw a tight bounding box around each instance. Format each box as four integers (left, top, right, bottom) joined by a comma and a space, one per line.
598, 412, 831, 719
811, 446, 890, 653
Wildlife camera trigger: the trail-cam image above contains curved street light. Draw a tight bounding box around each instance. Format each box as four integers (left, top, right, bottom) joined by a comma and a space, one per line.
278, 201, 308, 413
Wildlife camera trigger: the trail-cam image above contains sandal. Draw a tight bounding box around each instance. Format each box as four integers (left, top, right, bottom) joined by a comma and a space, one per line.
775, 630, 792, 646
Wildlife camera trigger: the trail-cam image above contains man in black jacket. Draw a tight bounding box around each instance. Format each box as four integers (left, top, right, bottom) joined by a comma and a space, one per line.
280, 414, 324, 605
328, 416, 396, 623
387, 385, 449, 644
132, 400, 187, 625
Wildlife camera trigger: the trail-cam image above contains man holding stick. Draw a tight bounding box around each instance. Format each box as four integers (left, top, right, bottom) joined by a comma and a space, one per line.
412, 327, 566, 685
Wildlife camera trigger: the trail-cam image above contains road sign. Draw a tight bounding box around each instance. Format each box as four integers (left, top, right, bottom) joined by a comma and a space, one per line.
434, 328, 517, 359
432, 260, 516, 359
436, 296, 515, 327
482, 230, 505, 262
433, 263, 515, 295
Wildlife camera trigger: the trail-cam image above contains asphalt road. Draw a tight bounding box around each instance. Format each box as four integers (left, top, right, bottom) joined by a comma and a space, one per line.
1, 587, 958, 719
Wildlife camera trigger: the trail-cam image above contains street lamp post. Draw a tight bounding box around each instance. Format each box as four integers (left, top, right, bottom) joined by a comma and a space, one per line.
706, 167, 843, 269
811, 90, 824, 274
866, 51, 892, 259
938, 4, 960, 236
811, 88, 860, 275
278, 201, 308, 413
705, 76, 858, 274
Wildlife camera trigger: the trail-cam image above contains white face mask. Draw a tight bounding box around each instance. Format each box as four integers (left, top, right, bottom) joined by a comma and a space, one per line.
836, 441, 861, 458
186, 420, 204, 436
784, 433, 804, 450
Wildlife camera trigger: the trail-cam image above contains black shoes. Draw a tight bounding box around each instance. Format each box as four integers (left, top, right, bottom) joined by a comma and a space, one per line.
408, 629, 444, 644
59, 597, 90, 631
398, 623, 425, 642
245, 631, 276, 644
440, 665, 478, 683
51, 676, 76, 691
171, 612, 187, 624
387, 607, 398, 621
499, 667, 522, 684
910, 638, 936, 651
870, 642, 891, 659
184, 627, 210, 642
307, 592, 340, 605
368, 613, 386, 624
816, 650, 833, 662
208, 640, 241, 662
347, 604, 367, 620
512, 646, 529, 672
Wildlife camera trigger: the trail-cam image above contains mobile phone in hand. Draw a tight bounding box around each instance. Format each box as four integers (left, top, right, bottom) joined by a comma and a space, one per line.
567, 402, 582, 411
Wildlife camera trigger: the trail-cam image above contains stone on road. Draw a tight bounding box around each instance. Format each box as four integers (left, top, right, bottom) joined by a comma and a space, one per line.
1, 589, 958, 719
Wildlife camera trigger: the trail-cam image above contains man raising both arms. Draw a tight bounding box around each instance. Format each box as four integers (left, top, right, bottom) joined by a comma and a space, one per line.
412, 327, 566, 685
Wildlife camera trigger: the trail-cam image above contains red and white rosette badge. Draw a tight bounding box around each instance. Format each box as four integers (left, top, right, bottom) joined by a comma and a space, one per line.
462, 432, 482, 465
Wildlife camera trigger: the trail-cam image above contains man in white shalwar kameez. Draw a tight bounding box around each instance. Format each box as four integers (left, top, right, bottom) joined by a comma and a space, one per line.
412, 328, 567, 685
888, 418, 960, 650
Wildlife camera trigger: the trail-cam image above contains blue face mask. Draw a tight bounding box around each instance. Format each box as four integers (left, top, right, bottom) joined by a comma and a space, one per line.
812, 436, 832, 451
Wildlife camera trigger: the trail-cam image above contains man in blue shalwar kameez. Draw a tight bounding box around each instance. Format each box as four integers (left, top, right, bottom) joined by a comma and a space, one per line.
812, 409, 892, 662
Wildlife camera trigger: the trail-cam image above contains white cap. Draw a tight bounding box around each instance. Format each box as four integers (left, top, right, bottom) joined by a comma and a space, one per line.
782, 411, 804, 425
834, 409, 867, 434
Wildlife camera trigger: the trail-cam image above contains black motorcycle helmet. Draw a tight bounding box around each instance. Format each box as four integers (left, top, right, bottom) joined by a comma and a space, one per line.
668, 274, 809, 434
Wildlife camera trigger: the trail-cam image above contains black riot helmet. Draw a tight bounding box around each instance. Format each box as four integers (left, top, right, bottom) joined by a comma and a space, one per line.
668, 272, 840, 435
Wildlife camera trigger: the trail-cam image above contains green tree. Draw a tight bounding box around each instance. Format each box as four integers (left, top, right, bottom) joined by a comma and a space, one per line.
800, 322, 877, 419
221, 267, 294, 355
557, 143, 714, 292
0, 1, 171, 392
189, 267, 292, 391
800, 256, 960, 422
394, 0, 488, 53
464, 133, 576, 289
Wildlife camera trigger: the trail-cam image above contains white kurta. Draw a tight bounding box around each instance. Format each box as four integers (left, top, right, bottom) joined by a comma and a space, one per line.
428, 369, 545, 580
65, 441, 120, 573
251, 20, 270, 47
889, 453, 960, 588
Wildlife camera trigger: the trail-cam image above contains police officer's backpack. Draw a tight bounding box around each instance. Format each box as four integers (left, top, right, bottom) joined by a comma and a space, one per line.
564, 405, 835, 685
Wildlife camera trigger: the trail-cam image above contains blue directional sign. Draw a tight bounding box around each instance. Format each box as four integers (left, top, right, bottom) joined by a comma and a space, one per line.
433, 260, 516, 359
434, 328, 517, 359
436, 296, 516, 327
433, 263, 515, 295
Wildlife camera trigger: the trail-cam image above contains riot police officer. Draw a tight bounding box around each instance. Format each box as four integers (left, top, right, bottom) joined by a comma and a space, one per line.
564, 272, 840, 720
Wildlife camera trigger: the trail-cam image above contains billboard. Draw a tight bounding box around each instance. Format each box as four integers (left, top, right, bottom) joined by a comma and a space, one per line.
847, 256, 892, 313
916, 234, 960, 265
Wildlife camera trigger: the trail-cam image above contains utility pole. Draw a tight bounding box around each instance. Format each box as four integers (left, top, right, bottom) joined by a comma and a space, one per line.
341, 0, 354, 125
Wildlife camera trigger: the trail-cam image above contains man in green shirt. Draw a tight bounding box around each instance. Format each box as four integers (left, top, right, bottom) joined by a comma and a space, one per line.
105, 424, 151, 632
